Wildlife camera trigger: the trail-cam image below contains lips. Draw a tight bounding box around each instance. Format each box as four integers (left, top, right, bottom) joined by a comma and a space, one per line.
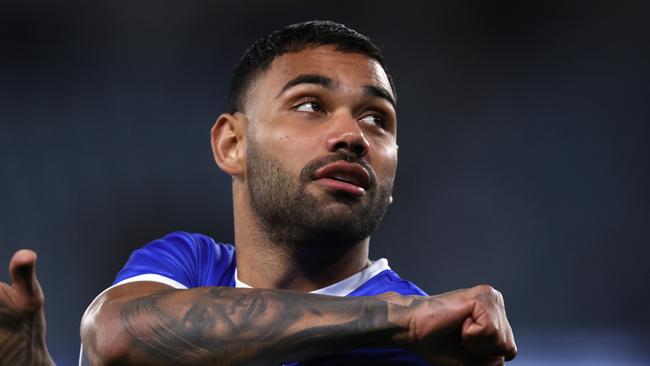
312, 161, 371, 196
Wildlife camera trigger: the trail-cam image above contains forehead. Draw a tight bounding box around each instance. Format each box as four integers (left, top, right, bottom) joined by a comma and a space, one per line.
253, 45, 393, 99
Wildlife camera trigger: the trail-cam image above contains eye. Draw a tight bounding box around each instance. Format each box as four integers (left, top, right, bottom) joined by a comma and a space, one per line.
293, 101, 323, 113
359, 113, 385, 128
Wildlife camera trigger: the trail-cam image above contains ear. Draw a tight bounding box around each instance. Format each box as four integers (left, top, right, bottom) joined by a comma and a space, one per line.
211, 112, 247, 176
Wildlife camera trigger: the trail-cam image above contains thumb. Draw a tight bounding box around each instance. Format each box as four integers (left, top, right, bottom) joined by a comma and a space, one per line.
9, 249, 42, 300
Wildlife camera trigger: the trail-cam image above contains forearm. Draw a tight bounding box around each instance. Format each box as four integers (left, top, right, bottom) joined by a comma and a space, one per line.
83, 286, 412, 365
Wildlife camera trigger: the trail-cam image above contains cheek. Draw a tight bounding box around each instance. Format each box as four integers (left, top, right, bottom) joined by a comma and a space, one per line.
372, 142, 398, 181
257, 126, 314, 174
276, 133, 309, 154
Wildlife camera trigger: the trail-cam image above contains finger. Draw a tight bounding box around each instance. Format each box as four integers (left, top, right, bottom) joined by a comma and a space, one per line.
461, 315, 478, 335
462, 295, 499, 338
461, 312, 506, 357
462, 313, 494, 341
481, 355, 505, 366
503, 327, 517, 361
501, 309, 517, 361
9, 249, 41, 299
493, 290, 517, 361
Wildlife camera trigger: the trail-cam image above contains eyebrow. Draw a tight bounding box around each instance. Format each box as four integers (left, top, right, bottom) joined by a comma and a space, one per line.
278, 74, 338, 96
277, 73, 396, 108
363, 85, 396, 109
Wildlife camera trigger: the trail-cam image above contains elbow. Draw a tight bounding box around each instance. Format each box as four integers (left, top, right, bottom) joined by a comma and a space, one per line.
80, 299, 133, 365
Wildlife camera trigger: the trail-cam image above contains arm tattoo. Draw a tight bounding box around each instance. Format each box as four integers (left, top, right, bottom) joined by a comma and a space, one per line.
120, 287, 393, 365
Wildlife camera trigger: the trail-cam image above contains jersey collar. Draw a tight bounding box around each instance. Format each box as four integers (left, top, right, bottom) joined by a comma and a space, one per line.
234, 258, 390, 297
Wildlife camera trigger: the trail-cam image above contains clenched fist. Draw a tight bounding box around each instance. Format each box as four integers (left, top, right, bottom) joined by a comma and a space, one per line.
0, 250, 54, 366
390, 285, 517, 365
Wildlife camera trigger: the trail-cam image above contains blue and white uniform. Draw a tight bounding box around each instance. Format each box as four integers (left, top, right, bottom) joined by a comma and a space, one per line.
80, 231, 428, 365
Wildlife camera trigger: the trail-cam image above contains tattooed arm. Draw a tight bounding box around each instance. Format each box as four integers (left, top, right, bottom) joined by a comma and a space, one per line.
0, 250, 55, 366
81, 282, 516, 365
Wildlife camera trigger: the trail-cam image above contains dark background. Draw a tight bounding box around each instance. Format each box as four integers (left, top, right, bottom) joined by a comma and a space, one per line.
1, 1, 648, 364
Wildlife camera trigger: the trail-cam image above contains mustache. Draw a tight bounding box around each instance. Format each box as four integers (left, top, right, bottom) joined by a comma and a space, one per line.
299, 152, 376, 187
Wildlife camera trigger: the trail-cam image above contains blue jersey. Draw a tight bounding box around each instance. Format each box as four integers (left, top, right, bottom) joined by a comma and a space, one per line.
81, 232, 428, 365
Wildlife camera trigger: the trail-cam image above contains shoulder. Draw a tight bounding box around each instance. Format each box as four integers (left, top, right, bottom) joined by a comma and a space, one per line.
127, 231, 235, 265
147, 231, 234, 253
114, 231, 236, 288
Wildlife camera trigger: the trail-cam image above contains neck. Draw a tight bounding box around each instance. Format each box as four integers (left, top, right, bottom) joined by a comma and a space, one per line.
232, 191, 371, 291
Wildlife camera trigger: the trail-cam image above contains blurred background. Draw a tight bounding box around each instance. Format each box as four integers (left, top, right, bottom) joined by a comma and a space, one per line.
1, 0, 648, 364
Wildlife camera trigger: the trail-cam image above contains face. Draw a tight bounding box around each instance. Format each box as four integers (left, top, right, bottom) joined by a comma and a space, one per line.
243, 45, 398, 247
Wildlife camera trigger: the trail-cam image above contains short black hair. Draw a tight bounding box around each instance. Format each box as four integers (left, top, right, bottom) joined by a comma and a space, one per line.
227, 20, 395, 114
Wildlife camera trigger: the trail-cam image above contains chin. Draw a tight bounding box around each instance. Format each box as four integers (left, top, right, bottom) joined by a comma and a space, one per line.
307, 209, 378, 243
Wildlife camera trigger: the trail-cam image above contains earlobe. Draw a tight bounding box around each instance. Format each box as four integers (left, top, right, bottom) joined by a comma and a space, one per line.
211, 113, 246, 176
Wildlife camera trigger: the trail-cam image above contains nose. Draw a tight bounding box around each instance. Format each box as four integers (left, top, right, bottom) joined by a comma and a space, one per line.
325, 114, 370, 158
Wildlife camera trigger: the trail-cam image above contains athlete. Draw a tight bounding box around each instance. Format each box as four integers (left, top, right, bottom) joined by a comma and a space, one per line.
79, 21, 517, 365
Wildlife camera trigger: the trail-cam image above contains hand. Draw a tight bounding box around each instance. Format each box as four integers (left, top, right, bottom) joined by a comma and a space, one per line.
0, 250, 55, 366
393, 285, 517, 365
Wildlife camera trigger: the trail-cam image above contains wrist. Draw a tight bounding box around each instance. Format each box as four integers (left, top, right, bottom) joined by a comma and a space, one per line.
384, 294, 418, 348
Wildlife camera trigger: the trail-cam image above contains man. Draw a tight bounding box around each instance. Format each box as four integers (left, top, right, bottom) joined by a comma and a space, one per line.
80, 21, 517, 365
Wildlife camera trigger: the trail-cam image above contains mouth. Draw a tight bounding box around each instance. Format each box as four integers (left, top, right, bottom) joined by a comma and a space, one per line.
312, 161, 371, 196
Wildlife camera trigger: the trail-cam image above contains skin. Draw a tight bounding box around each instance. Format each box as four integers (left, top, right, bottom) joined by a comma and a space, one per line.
224, 46, 399, 291
0, 250, 55, 366
77, 46, 517, 365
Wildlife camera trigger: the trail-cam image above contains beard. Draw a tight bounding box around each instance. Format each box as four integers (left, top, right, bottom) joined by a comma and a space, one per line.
246, 139, 393, 249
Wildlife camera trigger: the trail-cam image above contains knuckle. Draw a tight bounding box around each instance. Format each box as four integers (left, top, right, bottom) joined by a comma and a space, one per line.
495, 334, 508, 349
474, 284, 496, 294
473, 284, 501, 301
505, 343, 518, 361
